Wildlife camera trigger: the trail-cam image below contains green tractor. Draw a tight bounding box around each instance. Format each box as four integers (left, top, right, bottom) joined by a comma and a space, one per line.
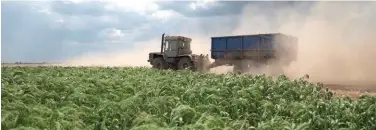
147, 33, 211, 72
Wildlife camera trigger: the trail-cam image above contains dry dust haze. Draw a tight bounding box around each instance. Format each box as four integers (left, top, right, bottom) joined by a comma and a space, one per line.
63, 1, 376, 86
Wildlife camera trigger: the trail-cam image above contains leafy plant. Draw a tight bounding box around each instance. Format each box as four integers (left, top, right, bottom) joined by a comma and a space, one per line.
1, 66, 376, 130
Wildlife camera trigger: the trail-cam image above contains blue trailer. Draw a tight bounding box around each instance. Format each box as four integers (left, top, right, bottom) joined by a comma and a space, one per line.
208, 33, 298, 73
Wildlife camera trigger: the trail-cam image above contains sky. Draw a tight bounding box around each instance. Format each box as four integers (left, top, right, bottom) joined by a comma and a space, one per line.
2, 1, 376, 84
1, 0, 311, 63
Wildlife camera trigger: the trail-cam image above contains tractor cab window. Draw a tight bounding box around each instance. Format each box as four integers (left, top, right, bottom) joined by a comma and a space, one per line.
181, 42, 185, 48
182, 40, 190, 50
164, 41, 170, 52
169, 40, 178, 51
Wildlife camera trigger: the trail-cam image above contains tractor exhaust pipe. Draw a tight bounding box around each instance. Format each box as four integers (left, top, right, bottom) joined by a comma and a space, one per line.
161, 33, 165, 53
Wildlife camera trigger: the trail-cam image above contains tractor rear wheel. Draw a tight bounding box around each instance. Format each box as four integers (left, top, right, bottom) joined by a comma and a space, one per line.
152, 57, 167, 69
177, 57, 193, 70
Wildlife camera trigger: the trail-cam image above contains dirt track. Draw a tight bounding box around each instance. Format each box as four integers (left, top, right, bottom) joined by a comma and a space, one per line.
323, 84, 376, 98
324, 84, 376, 92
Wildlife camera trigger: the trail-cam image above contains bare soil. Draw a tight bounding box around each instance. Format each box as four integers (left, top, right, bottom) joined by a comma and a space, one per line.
324, 84, 376, 98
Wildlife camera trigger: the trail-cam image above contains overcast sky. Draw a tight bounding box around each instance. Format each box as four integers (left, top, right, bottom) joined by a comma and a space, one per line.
0, 1, 320, 63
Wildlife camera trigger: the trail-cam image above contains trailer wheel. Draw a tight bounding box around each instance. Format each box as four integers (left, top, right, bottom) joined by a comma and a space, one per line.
177, 57, 193, 70
271, 65, 284, 76
233, 64, 243, 74
152, 57, 167, 69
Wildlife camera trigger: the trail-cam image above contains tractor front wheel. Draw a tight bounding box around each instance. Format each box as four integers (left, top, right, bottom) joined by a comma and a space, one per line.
177, 57, 193, 70
152, 57, 167, 69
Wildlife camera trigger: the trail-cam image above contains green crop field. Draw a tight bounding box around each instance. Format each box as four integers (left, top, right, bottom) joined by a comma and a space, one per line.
1, 66, 376, 130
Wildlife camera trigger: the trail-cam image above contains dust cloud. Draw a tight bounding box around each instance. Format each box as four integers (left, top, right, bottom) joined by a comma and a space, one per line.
234, 1, 376, 85
64, 1, 376, 86
287, 2, 376, 85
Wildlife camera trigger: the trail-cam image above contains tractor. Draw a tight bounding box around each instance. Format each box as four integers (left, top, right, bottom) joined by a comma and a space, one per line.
147, 33, 211, 71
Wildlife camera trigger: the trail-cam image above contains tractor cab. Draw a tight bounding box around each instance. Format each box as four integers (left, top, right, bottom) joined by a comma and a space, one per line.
161, 34, 193, 57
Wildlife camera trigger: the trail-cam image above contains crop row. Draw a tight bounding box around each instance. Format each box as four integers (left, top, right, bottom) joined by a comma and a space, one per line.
1, 66, 376, 130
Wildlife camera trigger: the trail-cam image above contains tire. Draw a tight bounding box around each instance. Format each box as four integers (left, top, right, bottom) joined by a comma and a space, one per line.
233, 64, 242, 73
233, 60, 248, 73
152, 57, 167, 69
271, 65, 284, 76
266, 61, 284, 77
177, 57, 193, 70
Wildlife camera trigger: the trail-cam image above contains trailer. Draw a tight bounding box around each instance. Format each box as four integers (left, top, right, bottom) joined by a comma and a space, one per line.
207, 33, 298, 74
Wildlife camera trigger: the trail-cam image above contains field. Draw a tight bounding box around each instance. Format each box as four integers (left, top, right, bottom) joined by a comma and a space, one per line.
3, 62, 376, 98
1, 66, 376, 130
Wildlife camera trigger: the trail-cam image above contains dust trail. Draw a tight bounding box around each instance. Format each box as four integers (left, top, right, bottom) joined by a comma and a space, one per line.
234, 1, 376, 86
